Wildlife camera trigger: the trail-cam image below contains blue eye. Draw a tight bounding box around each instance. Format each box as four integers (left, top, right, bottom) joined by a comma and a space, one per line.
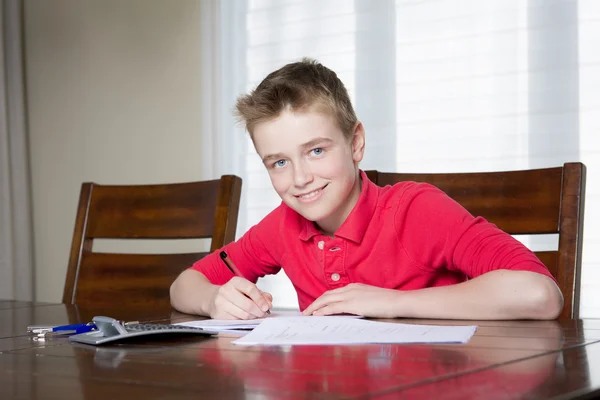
311, 148, 323, 156
274, 159, 287, 168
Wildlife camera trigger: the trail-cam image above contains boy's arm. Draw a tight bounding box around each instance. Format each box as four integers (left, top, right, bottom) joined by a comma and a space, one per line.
170, 269, 218, 316
170, 269, 272, 319
397, 269, 563, 319
303, 269, 563, 319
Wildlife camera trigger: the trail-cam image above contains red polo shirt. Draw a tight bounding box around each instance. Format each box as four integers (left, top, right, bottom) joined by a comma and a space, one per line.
191, 170, 554, 311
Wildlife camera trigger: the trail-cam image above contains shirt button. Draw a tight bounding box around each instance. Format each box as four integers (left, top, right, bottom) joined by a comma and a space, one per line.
317, 241, 325, 250
331, 273, 340, 281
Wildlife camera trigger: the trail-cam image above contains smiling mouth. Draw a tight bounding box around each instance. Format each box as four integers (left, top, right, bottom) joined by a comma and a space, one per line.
296, 184, 328, 199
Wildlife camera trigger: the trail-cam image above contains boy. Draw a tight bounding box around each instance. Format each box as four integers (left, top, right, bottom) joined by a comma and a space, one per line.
170, 58, 563, 320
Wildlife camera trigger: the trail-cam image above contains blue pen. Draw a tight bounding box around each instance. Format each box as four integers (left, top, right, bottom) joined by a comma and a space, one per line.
52, 323, 97, 334
27, 322, 97, 335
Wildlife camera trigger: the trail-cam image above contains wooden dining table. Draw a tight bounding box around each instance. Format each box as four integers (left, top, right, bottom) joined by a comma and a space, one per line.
1, 300, 599, 399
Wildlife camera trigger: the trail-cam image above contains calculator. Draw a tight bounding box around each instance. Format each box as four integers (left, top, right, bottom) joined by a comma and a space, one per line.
69, 316, 219, 345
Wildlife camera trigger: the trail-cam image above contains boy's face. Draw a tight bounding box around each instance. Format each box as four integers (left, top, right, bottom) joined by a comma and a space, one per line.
253, 109, 365, 235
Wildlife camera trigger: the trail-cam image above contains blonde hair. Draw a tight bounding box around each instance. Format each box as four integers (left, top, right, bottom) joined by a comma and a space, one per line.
234, 58, 357, 141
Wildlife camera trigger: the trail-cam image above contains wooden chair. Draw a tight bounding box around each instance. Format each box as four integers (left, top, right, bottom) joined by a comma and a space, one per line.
365, 163, 586, 319
62, 175, 242, 308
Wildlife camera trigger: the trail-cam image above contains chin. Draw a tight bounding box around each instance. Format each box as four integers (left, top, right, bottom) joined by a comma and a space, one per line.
284, 193, 337, 223
296, 206, 334, 224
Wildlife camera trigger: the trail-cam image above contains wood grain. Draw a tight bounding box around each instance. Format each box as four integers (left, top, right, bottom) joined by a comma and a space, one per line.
0, 303, 599, 399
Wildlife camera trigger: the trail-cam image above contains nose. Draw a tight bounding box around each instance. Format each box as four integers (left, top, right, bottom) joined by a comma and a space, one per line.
293, 161, 313, 187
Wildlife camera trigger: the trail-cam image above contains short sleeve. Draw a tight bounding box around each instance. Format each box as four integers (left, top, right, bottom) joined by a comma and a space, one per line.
396, 183, 555, 281
189, 206, 285, 285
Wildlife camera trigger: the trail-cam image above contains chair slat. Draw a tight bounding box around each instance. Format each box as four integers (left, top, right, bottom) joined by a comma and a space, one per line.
73, 252, 207, 307
86, 181, 221, 239
369, 168, 563, 235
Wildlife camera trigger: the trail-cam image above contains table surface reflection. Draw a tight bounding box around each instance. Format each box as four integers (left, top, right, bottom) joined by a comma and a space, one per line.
0, 300, 599, 399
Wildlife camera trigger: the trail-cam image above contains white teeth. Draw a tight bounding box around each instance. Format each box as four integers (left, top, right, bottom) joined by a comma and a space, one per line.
300, 189, 321, 199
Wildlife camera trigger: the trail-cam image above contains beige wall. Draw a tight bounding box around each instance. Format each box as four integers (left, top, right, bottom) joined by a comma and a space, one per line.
24, 0, 205, 302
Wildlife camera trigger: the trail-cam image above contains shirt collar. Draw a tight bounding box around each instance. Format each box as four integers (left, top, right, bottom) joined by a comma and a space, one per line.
298, 170, 379, 243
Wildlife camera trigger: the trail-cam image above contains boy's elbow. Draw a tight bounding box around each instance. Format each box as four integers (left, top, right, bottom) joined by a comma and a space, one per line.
169, 273, 186, 310
169, 279, 179, 309
529, 277, 564, 320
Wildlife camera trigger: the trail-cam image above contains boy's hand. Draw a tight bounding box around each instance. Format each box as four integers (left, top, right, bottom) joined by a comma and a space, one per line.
208, 277, 273, 320
302, 283, 400, 318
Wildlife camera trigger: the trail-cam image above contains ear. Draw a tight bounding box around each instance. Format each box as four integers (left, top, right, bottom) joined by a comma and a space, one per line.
351, 122, 365, 164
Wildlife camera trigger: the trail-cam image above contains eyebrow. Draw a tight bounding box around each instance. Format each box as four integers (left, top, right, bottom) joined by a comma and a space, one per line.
262, 137, 334, 164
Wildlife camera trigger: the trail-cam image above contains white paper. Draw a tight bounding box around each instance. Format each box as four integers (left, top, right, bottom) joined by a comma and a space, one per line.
232, 317, 477, 346
174, 310, 303, 331
175, 311, 362, 333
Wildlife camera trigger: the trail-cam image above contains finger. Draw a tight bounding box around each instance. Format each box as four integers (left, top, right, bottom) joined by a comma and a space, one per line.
213, 289, 258, 320
230, 278, 271, 313
211, 288, 241, 320
219, 304, 256, 320
261, 291, 273, 302
302, 299, 321, 316
325, 284, 357, 294
302, 293, 340, 316
212, 295, 250, 320
222, 289, 266, 319
311, 304, 345, 316
222, 280, 267, 318
211, 307, 244, 320
303, 297, 328, 315
260, 291, 273, 309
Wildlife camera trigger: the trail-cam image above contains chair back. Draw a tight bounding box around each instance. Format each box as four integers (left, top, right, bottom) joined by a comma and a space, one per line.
365, 163, 586, 319
63, 175, 242, 308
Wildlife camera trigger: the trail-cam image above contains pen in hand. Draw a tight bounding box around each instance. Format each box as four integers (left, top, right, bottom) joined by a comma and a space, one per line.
219, 251, 271, 315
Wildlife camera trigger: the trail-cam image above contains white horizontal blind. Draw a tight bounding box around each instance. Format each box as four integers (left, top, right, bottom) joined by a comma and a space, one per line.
577, 0, 600, 318
395, 0, 530, 173
225, 0, 600, 316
